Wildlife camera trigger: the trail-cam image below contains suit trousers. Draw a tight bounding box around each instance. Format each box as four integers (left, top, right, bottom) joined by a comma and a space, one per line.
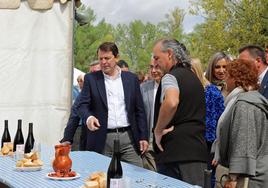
102, 129, 143, 167
142, 150, 157, 171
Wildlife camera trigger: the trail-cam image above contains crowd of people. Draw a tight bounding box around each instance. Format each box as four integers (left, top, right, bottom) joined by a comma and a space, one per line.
61, 39, 268, 188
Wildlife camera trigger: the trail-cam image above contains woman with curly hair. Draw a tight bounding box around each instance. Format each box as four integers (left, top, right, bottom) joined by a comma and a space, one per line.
205, 52, 231, 98
212, 59, 268, 188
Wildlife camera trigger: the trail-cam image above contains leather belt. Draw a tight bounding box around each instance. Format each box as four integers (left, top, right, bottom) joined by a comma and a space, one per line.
107, 127, 130, 133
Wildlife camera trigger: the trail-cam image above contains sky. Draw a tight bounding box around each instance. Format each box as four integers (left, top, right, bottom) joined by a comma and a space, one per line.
81, 0, 204, 33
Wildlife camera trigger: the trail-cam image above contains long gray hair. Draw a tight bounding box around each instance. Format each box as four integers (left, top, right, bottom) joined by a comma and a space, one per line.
159, 38, 191, 68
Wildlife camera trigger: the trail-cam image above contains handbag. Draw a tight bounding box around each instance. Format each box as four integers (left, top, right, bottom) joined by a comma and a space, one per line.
215, 164, 249, 188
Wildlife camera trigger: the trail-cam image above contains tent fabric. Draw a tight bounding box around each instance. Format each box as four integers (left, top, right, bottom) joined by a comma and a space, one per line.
27, 0, 54, 10
0, 0, 70, 10
0, 0, 20, 9
0, 1, 73, 146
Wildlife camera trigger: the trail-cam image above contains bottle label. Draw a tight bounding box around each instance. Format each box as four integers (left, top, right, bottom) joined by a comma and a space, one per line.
15, 144, 24, 161
110, 178, 123, 188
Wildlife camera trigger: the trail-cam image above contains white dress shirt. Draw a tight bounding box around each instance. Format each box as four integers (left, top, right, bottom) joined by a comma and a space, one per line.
103, 68, 129, 129
259, 66, 268, 84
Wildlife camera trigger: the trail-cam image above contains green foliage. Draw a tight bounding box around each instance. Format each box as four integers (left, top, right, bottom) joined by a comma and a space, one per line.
113, 21, 165, 72
74, 1, 268, 72
74, 7, 185, 73
158, 7, 185, 40
187, 0, 268, 66
75, 16, 114, 72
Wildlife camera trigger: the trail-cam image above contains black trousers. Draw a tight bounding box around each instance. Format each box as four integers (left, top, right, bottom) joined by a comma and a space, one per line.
157, 161, 207, 186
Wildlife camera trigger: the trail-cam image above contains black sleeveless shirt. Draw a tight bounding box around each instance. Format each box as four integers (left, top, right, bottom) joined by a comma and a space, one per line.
153, 64, 208, 163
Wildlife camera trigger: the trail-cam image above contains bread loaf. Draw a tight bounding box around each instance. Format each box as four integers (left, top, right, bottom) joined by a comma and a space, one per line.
84, 171, 107, 188
16, 151, 43, 167
84, 181, 99, 188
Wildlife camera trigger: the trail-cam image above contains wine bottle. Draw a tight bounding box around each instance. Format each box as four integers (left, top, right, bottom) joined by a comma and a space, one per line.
204, 169, 212, 188
1, 120, 11, 148
107, 139, 123, 188
24, 123, 35, 153
13, 119, 24, 152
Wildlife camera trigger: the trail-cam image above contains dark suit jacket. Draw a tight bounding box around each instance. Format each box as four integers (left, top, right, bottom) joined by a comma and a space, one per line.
78, 70, 148, 153
61, 95, 87, 150
260, 70, 268, 99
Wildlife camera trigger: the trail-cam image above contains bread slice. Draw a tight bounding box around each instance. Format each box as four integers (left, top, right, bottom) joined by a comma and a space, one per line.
16, 160, 24, 167
1, 145, 9, 155
24, 152, 34, 159
33, 159, 43, 166
84, 180, 99, 188
23, 161, 36, 167
98, 177, 106, 188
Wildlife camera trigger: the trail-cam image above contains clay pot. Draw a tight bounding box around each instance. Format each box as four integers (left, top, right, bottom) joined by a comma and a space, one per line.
52, 144, 72, 175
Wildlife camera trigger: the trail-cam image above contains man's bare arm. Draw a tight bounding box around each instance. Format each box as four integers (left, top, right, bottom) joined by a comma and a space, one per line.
156, 88, 179, 130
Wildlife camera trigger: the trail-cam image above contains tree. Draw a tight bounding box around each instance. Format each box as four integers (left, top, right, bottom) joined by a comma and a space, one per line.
188, 0, 268, 66
158, 7, 185, 41
74, 6, 187, 73
113, 21, 164, 72
74, 6, 114, 72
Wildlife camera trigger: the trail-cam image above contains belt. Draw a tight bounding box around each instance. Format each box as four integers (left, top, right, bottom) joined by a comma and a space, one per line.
107, 127, 130, 133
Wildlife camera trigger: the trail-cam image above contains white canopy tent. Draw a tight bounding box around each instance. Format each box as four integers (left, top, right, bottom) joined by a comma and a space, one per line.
0, 1, 74, 146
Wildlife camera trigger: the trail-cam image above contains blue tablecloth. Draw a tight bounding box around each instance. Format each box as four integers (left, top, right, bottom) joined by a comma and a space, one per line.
0, 147, 200, 188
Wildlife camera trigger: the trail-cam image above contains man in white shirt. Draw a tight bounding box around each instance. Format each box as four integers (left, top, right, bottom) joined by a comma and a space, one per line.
239, 45, 268, 99
78, 42, 148, 167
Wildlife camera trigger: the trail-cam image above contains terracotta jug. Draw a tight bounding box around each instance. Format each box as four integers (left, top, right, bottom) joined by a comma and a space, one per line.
52, 144, 72, 175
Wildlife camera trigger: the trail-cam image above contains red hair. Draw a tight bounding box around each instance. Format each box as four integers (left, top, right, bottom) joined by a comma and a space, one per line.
227, 59, 259, 91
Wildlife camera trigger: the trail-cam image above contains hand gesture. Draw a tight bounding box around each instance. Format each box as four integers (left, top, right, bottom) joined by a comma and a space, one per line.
87, 116, 100, 131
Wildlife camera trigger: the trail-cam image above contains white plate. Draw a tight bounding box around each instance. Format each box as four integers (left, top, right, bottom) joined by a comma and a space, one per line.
15, 166, 42, 172
46, 172, 80, 181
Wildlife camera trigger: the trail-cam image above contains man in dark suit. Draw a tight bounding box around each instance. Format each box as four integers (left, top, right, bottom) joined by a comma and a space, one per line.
239, 45, 268, 99
78, 42, 148, 167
